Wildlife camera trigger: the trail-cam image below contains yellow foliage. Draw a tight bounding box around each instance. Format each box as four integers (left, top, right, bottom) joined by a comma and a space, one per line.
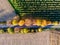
35, 19, 41, 26
0, 30, 4, 34
18, 20, 25, 26
8, 32, 14, 34
20, 30, 24, 34
31, 30, 34, 32
7, 28, 14, 34
53, 21, 58, 25
38, 28, 42, 32
20, 29, 28, 34
23, 29, 28, 34
41, 20, 47, 27
12, 20, 18, 25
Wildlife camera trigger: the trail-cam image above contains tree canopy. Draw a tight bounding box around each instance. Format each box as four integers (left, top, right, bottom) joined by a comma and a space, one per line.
8, 0, 60, 21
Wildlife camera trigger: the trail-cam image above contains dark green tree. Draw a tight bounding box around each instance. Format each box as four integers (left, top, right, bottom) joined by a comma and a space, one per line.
8, 0, 60, 21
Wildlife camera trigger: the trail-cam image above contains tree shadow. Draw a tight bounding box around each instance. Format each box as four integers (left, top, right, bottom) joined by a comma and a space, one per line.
0, 9, 5, 13
0, 10, 16, 22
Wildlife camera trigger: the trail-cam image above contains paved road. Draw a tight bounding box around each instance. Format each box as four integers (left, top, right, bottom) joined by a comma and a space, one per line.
0, 31, 50, 45
0, 0, 16, 21
0, 30, 59, 45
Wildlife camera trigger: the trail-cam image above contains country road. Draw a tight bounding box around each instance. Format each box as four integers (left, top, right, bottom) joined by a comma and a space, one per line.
0, 30, 59, 45
0, 31, 50, 45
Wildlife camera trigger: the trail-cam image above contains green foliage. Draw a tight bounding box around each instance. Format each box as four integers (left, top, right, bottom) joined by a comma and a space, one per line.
8, 0, 60, 21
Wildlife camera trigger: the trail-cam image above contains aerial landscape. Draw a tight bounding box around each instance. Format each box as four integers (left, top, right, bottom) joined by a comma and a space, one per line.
0, 0, 60, 45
